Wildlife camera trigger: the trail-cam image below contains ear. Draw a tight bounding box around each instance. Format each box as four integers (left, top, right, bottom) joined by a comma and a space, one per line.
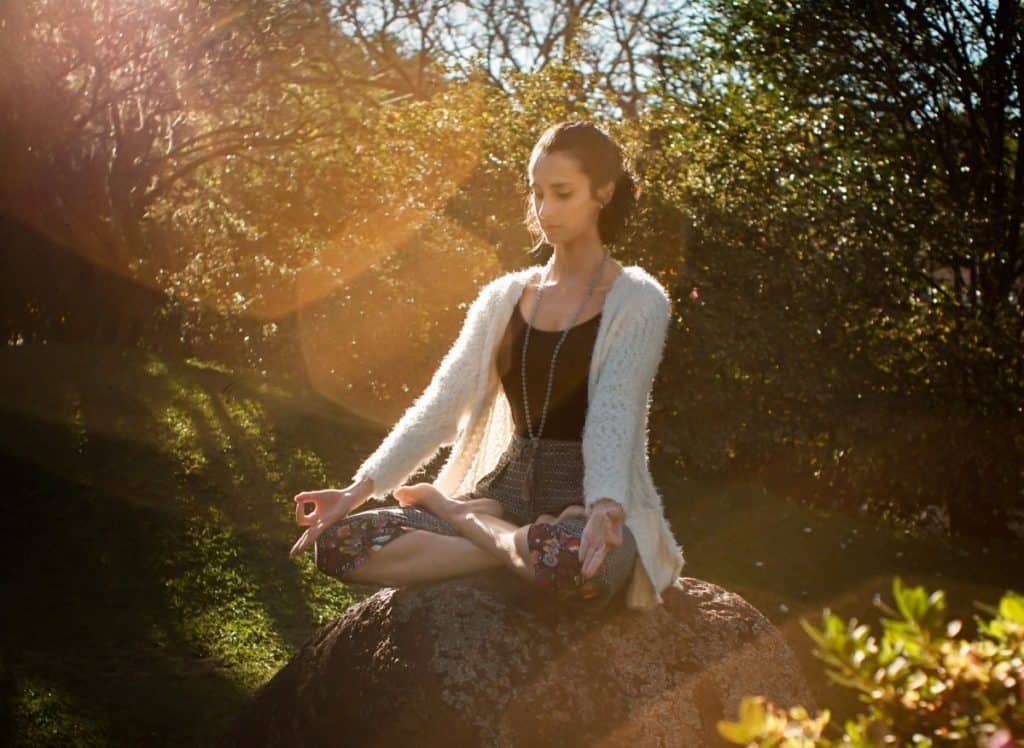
597, 180, 615, 207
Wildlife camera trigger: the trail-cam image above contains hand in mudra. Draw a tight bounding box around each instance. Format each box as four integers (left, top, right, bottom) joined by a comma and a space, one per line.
290, 485, 363, 558
578, 499, 625, 580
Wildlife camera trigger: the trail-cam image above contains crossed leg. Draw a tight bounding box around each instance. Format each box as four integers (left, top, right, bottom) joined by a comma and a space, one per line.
327, 497, 509, 587
394, 483, 587, 584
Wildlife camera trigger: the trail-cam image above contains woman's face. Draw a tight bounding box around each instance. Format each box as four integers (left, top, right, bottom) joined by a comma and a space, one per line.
529, 151, 611, 247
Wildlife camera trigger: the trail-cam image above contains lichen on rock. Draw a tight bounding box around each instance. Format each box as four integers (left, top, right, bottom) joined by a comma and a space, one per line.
226, 572, 815, 747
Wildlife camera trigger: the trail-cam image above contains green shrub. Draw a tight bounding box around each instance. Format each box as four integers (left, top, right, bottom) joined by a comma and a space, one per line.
718, 577, 1024, 746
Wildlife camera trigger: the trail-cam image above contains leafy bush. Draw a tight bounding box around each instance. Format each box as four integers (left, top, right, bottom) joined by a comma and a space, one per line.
718, 577, 1024, 746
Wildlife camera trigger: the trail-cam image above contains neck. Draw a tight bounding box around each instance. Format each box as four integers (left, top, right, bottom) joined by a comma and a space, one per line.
544, 237, 607, 286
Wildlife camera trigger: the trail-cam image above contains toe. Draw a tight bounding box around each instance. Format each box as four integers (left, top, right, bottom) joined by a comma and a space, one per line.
557, 505, 587, 521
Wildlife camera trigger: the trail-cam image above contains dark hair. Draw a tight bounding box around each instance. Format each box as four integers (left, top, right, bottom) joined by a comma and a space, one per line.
523, 120, 640, 256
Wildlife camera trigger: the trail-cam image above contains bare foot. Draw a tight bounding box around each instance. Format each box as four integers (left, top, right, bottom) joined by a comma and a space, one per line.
457, 497, 505, 518
394, 483, 504, 521
557, 504, 587, 522
394, 483, 448, 515
536, 504, 587, 525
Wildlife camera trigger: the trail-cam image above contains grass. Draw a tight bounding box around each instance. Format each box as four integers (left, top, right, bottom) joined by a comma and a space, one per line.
0, 342, 374, 746
0, 341, 1020, 744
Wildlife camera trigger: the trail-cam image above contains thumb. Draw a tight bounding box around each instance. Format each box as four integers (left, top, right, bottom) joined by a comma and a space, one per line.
606, 519, 623, 547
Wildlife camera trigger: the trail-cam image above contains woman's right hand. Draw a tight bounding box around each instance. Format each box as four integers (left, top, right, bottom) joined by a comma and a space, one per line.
290, 480, 370, 558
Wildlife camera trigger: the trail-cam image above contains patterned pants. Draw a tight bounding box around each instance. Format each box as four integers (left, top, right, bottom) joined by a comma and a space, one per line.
314, 433, 637, 611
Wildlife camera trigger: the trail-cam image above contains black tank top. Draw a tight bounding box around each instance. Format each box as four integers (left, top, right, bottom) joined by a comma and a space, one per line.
495, 302, 602, 440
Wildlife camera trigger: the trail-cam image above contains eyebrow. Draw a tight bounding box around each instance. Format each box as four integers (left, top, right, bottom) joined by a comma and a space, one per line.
529, 181, 574, 189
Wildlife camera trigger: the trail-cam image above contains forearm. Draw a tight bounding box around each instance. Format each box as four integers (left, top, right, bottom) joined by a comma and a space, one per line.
348, 476, 376, 510
350, 405, 460, 501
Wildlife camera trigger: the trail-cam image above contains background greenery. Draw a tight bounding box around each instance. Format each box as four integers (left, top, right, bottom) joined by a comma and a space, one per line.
1, 0, 1021, 744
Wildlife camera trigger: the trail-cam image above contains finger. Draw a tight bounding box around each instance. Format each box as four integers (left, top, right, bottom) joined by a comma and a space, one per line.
294, 519, 327, 556
297, 518, 328, 555
578, 518, 602, 572
606, 521, 623, 547
577, 533, 590, 570
583, 531, 607, 577
580, 532, 599, 578
583, 543, 607, 579
558, 504, 587, 521
295, 500, 310, 526
289, 529, 310, 557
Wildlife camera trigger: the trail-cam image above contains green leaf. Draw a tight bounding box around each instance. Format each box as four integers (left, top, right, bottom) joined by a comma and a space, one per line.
998, 592, 1024, 624
892, 576, 928, 624
716, 720, 753, 744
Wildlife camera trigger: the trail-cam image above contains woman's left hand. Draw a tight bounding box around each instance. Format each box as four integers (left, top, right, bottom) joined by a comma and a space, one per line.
578, 499, 624, 579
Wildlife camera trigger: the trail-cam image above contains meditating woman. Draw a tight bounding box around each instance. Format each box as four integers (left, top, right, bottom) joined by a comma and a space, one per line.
290, 120, 685, 612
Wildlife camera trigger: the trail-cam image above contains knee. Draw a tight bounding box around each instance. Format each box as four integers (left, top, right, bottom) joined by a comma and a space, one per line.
525, 521, 636, 604
313, 515, 376, 582
525, 522, 596, 600
313, 523, 347, 577
313, 530, 338, 577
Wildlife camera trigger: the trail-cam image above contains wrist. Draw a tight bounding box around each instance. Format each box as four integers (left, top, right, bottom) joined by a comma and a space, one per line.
349, 476, 374, 499
589, 498, 624, 517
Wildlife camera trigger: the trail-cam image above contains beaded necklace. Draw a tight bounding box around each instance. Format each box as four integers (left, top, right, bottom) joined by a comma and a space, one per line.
519, 249, 610, 506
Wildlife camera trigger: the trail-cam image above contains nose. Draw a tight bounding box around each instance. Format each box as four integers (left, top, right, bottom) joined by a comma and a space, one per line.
537, 201, 557, 224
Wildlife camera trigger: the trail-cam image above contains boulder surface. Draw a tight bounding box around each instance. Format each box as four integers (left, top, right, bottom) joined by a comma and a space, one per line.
226, 573, 816, 747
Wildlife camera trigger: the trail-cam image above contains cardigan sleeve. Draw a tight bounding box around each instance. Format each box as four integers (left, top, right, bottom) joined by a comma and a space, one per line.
582, 287, 671, 516
349, 278, 500, 500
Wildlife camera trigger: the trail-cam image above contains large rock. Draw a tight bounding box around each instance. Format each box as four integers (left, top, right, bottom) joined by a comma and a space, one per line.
226, 573, 815, 747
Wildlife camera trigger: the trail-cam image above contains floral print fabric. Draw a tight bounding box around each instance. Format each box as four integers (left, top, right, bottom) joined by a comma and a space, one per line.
315, 511, 414, 580
316, 509, 612, 605
526, 521, 607, 602
313, 462, 635, 615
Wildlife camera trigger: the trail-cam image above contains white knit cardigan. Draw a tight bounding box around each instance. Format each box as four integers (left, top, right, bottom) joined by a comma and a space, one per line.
350, 263, 686, 610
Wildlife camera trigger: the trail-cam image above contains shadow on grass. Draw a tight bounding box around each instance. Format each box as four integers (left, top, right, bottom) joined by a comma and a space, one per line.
0, 343, 374, 745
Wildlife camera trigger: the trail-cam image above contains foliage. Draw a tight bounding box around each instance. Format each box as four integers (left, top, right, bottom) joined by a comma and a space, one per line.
639, 0, 1023, 536
1, 0, 1021, 537
718, 577, 1024, 746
